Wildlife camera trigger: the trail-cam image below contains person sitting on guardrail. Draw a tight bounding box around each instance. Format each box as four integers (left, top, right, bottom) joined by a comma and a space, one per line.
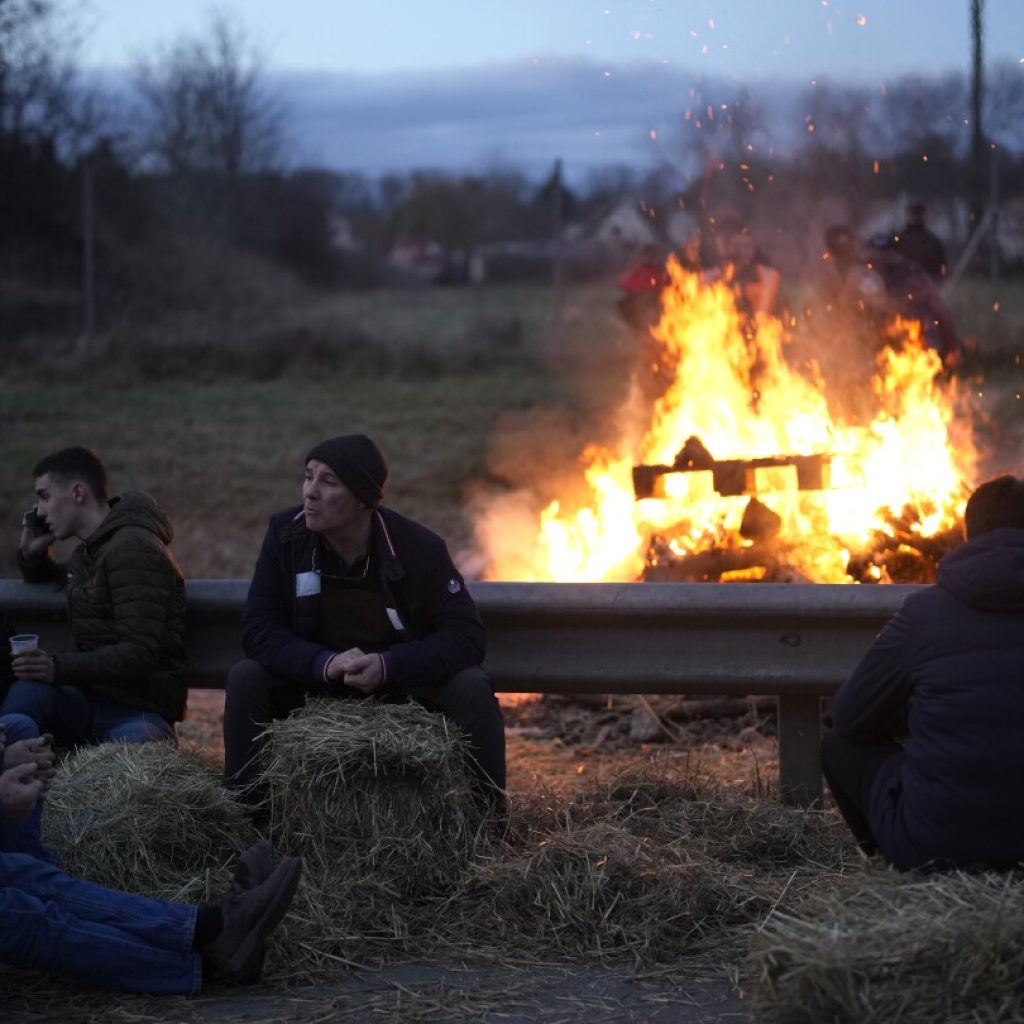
223, 433, 506, 805
3, 446, 188, 746
822, 475, 1024, 871
0, 732, 302, 993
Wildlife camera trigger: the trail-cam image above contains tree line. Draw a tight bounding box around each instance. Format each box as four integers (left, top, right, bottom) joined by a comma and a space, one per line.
2, 1, 1022, 338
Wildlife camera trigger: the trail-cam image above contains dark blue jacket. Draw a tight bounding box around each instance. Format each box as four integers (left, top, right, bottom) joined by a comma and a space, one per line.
242, 505, 485, 689
832, 527, 1024, 870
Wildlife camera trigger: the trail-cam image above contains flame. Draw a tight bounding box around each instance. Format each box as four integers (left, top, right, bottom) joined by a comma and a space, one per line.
477, 258, 975, 584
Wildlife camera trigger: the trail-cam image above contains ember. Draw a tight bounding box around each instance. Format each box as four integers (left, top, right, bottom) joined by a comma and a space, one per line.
477, 257, 975, 585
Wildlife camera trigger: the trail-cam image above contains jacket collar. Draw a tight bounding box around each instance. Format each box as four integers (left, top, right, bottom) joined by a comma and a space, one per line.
279, 505, 405, 584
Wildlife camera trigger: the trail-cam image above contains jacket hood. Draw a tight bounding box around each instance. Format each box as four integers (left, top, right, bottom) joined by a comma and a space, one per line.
938, 527, 1024, 610
89, 492, 174, 548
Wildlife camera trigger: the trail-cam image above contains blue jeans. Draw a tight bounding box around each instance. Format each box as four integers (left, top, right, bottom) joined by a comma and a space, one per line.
0, 681, 175, 746
0, 712, 55, 864
0, 850, 200, 994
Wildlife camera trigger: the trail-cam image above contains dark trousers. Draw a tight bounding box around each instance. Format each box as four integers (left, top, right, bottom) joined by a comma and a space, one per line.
223, 659, 506, 800
820, 727, 903, 856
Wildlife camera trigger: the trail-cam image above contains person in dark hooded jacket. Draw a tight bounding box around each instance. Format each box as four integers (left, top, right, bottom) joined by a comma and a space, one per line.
822, 475, 1024, 871
2, 447, 187, 744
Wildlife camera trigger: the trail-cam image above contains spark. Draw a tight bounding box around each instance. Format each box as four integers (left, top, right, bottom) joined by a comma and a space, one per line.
873, 159, 880, 174
856, 13, 868, 26
922, 154, 929, 162
993, 302, 1001, 312
650, 129, 658, 140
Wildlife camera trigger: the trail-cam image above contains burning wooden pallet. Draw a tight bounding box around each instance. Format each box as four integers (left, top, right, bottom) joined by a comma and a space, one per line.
632, 436, 961, 583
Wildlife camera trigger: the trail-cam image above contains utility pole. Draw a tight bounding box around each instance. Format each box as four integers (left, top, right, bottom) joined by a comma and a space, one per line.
968, 0, 986, 234
79, 156, 96, 356
550, 158, 564, 289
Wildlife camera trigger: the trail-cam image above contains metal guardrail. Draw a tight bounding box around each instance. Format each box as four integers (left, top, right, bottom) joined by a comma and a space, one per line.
0, 578, 916, 807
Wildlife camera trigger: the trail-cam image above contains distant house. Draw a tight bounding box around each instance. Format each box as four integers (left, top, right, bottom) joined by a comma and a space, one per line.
328, 214, 359, 253
592, 199, 660, 249
385, 240, 447, 284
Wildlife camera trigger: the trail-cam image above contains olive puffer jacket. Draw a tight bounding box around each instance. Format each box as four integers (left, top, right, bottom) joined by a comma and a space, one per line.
20, 492, 188, 723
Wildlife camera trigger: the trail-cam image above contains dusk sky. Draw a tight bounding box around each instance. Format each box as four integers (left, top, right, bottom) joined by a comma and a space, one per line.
82, 1, 1024, 181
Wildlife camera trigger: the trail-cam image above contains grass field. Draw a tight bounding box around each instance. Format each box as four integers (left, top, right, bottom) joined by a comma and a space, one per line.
2, 276, 1022, 580
2, 283, 636, 578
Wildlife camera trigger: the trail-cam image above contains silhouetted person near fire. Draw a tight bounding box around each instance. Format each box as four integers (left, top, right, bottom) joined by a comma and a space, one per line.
719, 222, 781, 319
616, 243, 669, 333
822, 475, 1024, 871
890, 201, 947, 282
867, 232, 960, 371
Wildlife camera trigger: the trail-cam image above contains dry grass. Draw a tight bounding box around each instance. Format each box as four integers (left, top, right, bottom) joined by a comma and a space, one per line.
3, 711, 853, 1004
748, 866, 1024, 1024
14, 712, 1024, 1022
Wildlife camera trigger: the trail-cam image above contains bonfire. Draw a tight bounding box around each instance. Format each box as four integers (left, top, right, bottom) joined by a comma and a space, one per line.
476, 258, 975, 585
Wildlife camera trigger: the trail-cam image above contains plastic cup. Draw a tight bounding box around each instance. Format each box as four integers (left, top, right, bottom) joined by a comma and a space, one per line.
9, 634, 39, 654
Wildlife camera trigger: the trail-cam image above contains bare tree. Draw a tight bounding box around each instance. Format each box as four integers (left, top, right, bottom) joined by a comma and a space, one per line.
133, 10, 284, 191
0, 0, 90, 148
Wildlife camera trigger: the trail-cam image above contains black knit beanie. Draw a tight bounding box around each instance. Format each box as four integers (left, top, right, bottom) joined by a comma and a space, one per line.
305, 434, 388, 507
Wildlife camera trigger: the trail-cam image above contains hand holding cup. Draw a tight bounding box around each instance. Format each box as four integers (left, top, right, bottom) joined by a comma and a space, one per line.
10, 636, 55, 683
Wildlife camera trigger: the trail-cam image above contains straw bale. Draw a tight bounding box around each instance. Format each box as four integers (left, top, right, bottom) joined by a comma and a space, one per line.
259, 700, 488, 896
254, 699, 494, 974
452, 820, 749, 962
42, 741, 255, 902
749, 866, 1024, 1023
560, 769, 855, 870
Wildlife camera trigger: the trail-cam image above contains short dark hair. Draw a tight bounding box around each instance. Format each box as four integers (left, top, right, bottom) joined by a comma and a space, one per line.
964, 475, 1024, 540
33, 446, 108, 502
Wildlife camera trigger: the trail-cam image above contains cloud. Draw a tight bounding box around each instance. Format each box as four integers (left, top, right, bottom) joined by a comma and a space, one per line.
274, 58, 767, 181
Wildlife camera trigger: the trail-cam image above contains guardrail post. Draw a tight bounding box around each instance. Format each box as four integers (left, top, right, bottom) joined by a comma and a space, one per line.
777, 694, 823, 807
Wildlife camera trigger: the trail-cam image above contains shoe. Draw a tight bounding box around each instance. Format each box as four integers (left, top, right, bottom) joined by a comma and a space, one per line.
225, 839, 278, 900
205, 856, 303, 985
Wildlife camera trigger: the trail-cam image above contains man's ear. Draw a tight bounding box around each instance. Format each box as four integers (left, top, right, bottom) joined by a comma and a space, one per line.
72, 482, 88, 504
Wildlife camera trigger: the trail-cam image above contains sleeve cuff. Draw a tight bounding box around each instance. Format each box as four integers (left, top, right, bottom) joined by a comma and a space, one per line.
314, 650, 337, 683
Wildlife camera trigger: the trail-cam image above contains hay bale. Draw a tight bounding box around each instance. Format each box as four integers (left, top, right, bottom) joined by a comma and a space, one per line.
453, 820, 748, 962
587, 773, 855, 869
254, 699, 492, 974
259, 699, 488, 897
42, 742, 255, 902
749, 868, 1024, 1023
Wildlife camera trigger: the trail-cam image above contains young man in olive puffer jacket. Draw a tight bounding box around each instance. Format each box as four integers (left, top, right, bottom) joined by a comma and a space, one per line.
3, 446, 188, 744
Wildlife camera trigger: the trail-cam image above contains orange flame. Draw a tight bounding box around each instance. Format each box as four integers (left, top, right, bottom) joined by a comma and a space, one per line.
476, 259, 974, 583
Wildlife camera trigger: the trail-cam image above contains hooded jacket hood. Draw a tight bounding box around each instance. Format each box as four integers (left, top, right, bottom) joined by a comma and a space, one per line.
938, 527, 1024, 611
88, 491, 174, 549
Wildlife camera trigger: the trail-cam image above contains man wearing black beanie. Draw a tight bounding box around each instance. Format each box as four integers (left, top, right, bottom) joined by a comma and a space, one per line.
223, 434, 506, 805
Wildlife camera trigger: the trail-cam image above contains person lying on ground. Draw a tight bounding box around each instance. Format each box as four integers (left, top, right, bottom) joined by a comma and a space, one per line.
0, 727, 302, 993
822, 474, 1024, 871
3, 446, 188, 746
223, 433, 506, 805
